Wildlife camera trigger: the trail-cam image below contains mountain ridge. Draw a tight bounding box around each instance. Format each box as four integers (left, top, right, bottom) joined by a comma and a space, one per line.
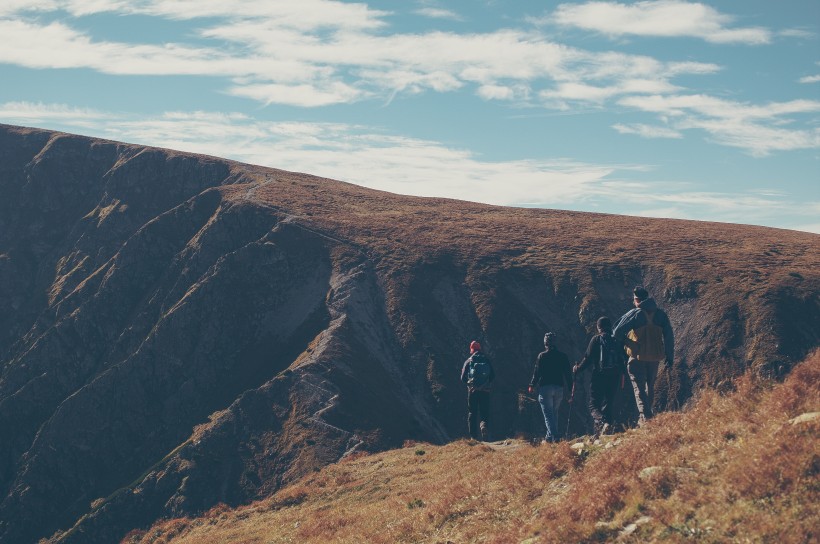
0, 124, 817, 543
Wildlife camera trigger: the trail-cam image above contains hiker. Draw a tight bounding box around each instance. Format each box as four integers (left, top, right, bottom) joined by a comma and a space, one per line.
573, 317, 626, 437
460, 341, 495, 441
613, 286, 675, 426
528, 332, 573, 443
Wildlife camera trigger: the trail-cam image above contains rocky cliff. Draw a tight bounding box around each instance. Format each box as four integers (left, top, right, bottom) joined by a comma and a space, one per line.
0, 124, 817, 543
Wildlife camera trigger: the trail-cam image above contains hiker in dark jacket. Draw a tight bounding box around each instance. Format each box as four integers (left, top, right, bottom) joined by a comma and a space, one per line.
528, 332, 573, 442
460, 341, 495, 441
574, 317, 626, 437
613, 286, 674, 425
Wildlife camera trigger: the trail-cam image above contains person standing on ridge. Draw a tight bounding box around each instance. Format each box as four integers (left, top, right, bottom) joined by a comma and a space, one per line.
461, 341, 495, 441
528, 332, 573, 443
574, 317, 626, 437
613, 286, 674, 426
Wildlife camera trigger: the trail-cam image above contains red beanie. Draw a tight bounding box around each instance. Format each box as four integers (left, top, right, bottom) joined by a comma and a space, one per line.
470, 341, 481, 353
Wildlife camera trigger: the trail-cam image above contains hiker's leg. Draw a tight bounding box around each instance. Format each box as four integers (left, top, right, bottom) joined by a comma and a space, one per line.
477, 391, 490, 441
551, 386, 564, 440
589, 375, 606, 435
581, 369, 594, 434
628, 359, 650, 424
538, 385, 559, 441
601, 376, 618, 427
467, 389, 480, 439
644, 361, 660, 419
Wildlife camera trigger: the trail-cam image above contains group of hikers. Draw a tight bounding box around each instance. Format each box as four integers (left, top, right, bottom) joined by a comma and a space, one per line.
460, 286, 674, 442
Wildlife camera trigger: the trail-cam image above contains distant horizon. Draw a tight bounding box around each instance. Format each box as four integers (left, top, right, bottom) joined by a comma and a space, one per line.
1, 1, 818, 233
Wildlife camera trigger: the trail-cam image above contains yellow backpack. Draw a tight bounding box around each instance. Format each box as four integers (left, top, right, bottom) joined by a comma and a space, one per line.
626, 310, 665, 361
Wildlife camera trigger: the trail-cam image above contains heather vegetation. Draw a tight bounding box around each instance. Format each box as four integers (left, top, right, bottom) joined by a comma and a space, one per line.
127, 351, 819, 544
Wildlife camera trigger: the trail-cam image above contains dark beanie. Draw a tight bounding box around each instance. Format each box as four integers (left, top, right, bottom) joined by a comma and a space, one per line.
597, 317, 612, 331
633, 286, 649, 301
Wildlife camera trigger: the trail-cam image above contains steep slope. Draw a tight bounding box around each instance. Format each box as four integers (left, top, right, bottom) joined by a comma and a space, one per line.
0, 124, 817, 543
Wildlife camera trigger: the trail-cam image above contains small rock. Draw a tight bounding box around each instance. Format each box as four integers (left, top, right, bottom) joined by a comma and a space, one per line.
789, 412, 820, 425
619, 516, 651, 538
639, 466, 694, 481
570, 442, 586, 453
638, 466, 662, 480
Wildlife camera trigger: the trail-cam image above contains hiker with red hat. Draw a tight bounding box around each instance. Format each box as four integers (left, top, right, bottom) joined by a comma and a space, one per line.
460, 341, 495, 441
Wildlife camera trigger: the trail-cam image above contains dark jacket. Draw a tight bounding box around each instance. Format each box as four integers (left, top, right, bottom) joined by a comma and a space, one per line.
612, 297, 674, 363
576, 333, 627, 374
529, 347, 572, 388
461, 351, 495, 390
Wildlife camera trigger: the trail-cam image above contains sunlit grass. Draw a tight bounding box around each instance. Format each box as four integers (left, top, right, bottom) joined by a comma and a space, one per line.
127, 351, 819, 543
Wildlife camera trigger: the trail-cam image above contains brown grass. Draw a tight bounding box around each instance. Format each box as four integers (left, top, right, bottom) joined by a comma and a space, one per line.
126, 354, 819, 544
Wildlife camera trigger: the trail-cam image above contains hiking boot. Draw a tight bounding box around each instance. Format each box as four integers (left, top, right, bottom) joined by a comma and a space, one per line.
479, 422, 489, 442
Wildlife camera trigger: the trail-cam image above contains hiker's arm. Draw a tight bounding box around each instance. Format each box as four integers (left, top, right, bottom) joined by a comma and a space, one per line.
489, 361, 496, 382
460, 360, 470, 383
529, 356, 540, 388
576, 337, 597, 373
612, 310, 637, 342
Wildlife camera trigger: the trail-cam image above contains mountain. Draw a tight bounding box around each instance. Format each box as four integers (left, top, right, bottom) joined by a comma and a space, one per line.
0, 124, 817, 543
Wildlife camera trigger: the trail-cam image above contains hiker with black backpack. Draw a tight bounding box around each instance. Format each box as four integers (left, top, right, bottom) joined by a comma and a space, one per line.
613, 286, 675, 426
460, 341, 495, 441
528, 332, 573, 443
573, 317, 626, 437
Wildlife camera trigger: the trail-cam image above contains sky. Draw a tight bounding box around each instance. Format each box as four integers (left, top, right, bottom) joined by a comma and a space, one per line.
1, 1, 818, 233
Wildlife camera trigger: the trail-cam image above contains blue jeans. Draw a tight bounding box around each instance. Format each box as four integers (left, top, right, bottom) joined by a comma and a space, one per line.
538, 385, 564, 442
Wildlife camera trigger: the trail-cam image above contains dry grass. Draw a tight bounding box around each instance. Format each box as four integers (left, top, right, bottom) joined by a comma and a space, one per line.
126, 351, 819, 544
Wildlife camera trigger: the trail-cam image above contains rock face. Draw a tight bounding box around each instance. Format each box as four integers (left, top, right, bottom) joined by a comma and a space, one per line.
0, 124, 817, 543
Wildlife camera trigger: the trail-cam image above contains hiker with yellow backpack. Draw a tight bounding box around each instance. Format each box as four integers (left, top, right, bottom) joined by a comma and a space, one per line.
613, 286, 674, 426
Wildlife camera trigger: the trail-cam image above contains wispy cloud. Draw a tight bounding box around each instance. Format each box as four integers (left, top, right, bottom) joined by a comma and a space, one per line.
550, 1, 772, 44
612, 123, 683, 139
799, 75, 820, 84
415, 7, 462, 21
0, 5, 717, 109
618, 94, 820, 155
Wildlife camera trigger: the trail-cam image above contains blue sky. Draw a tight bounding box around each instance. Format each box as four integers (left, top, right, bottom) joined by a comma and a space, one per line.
1, 1, 818, 233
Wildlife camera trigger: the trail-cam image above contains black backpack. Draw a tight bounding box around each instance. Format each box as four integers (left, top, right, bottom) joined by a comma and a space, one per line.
467, 353, 492, 390
598, 334, 623, 373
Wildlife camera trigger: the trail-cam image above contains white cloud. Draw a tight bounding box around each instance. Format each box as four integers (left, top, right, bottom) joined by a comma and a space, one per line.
618, 94, 820, 155
227, 82, 367, 108
779, 29, 815, 39
552, 1, 772, 44
612, 123, 683, 139
0, 7, 718, 108
477, 84, 515, 101
0, 0, 390, 30
799, 75, 820, 84
415, 7, 462, 21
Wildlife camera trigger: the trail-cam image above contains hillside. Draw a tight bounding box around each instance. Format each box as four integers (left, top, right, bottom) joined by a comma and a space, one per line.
0, 124, 817, 543
126, 350, 820, 543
